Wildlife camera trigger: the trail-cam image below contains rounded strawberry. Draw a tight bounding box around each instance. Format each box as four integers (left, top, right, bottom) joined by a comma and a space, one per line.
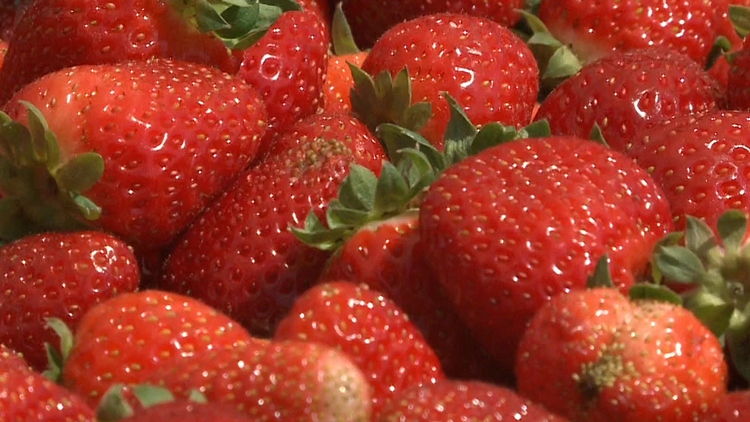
0, 230, 140, 372
419, 136, 674, 375
515, 287, 727, 421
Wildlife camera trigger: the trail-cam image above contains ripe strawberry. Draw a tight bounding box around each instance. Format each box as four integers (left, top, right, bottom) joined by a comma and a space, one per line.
0, 230, 140, 372
0, 344, 96, 421
235, 10, 329, 147
626, 110, 750, 231
135, 340, 373, 421
321, 3, 367, 115
125, 401, 251, 422
0, 0, 29, 41
377, 379, 567, 422
418, 136, 674, 375
717, 390, 750, 421
158, 112, 387, 337
273, 281, 444, 419
534, 47, 724, 153
728, 36, 750, 109
353, 13, 539, 150
340, 0, 524, 49
536, 0, 738, 66
515, 288, 727, 421
295, 0, 332, 42
60, 290, 259, 408
0, 58, 267, 255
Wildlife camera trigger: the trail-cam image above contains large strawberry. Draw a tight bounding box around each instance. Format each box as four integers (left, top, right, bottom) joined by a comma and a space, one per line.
352, 12, 539, 150
515, 287, 727, 421
419, 135, 674, 376
59, 290, 260, 408
273, 281, 444, 419
0, 230, 140, 372
158, 112, 387, 337
0, 58, 267, 255
534, 47, 724, 153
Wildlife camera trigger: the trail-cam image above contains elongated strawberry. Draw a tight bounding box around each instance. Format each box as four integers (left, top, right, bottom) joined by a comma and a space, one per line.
535, 47, 724, 152
0, 230, 140, 372
515, 287, 727, 421
419, 136, 674, 376
274, 281, 444, 419
353, 13, 538, 150
159, 112, 387, 337
0, 58, 267, 255
60, 290, 259, 408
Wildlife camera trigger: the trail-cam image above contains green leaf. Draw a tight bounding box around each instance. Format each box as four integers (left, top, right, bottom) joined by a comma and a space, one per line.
195, 0, 234, 32
377, 123, 443, 170
96, 384, 135, 422
54, 152, 105, 193
442, 92, 478, 146
22, 101, 52, 163
325, 200, 371, 229
336, 164, 377, 211
586, 254, 614, 288
0, 198, 29, 242
682, 290, 734, 337
372, 161, 409, 215
543, 46, 583, 81
518, 119, 551, 138
684, 215, 719, 258
649, 231, 684, 284
730, 5, 750, 39
628, 283, 683, 305
726, 311, 750, 383
72, 195, 103, 221
41, 317, 74, 382
588, 123, 609, 147
717, 209, 748, 252
331, 1, 360, 55
133, 384, 176, 408
653, 245, 706, 284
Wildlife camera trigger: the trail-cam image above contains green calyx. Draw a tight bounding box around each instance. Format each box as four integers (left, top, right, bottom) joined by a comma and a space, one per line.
173, 0, 302, 50
96, 383, 209, 421
331, 2, 361, 56
0, 101, 103, 244
650, 210, 750, 382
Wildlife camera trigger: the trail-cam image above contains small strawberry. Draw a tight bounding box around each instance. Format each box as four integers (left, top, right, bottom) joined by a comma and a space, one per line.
377, 379, 567, 422
534, 47, 724, 153
158, 112, 387, 336
273, 281, 444, 419
352, 12, 538, 149
0, 58, 267, 255
0, 344, 97, 421
0, 230, 140, 372
59, 290, 259, 408
515, 287, 727, 422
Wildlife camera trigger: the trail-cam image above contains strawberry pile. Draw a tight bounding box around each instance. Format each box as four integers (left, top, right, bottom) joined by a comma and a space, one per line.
6, 0, 750, 421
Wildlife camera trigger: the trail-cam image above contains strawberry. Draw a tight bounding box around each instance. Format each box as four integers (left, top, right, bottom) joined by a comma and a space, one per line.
377, 379, 567, 422
536, 0, 738, 67
352, 12, 539, 150
132, 341, 373, 421
235, 9, 329, 148
534, 47, 724, 153
0, 0, 29, 41
340, 0, 524, 49
515, 287, 727, 421
123, 401, 251, 422
321, 3, 367, 115
273, 281, 444, 419
0, 58, 267, 255
0, 344, 96, 421
158, 112, 387, 337
728, 35, 750, 110
626, 110, 750, 232
0, 230, 140, 372
59, 290, 259, 408
418, 135, 674, 376
717, 390, 750, 421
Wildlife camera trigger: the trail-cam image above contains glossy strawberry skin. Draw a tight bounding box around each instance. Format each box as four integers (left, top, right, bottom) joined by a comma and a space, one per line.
61, 290, 258, 408
535, 47, 724, 153
361, 13, 538, 149
236, 10, 329, 146
341, 0, 524, 49
728, 36, 750, 110
323, 51, 368, 114
0, 231, 140, 372
159, 116, 387, 337
418, 136, 674, 376
377, 379, 566, 422
515, 288, 727, 421
537, 0, 736, 66
0, 0, 236, 104
4, 59, 267, 253
126, 401, 252, 422
274, 281, 444, 419
717, 390, 750, 421
627, 110, 750, 232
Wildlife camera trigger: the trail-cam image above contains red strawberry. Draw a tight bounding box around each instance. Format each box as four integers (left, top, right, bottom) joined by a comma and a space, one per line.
341, 0, 524, 49
273, 281, 444, 419
515, 288, 727, 421
377, 379, 567, 422
134, 340, 373, 421
0, 0, 29, 41
0, 344, 96, 421
717, 390, 750, 421
321, 3, 367, 115
534, 47, 724, 153
536, 0, 737, 66
235, 9, 329, 149
125, 401, 251, 422
158, 112, 387, 336
0, 58, 267, 255
353, 13, 538, 150
295, 0, 332, 42
728, 36, 750, 110
626, 110, 750, 231
418, 136, 674, 375
0, 230, 140, 372
60, 290, 259, 408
